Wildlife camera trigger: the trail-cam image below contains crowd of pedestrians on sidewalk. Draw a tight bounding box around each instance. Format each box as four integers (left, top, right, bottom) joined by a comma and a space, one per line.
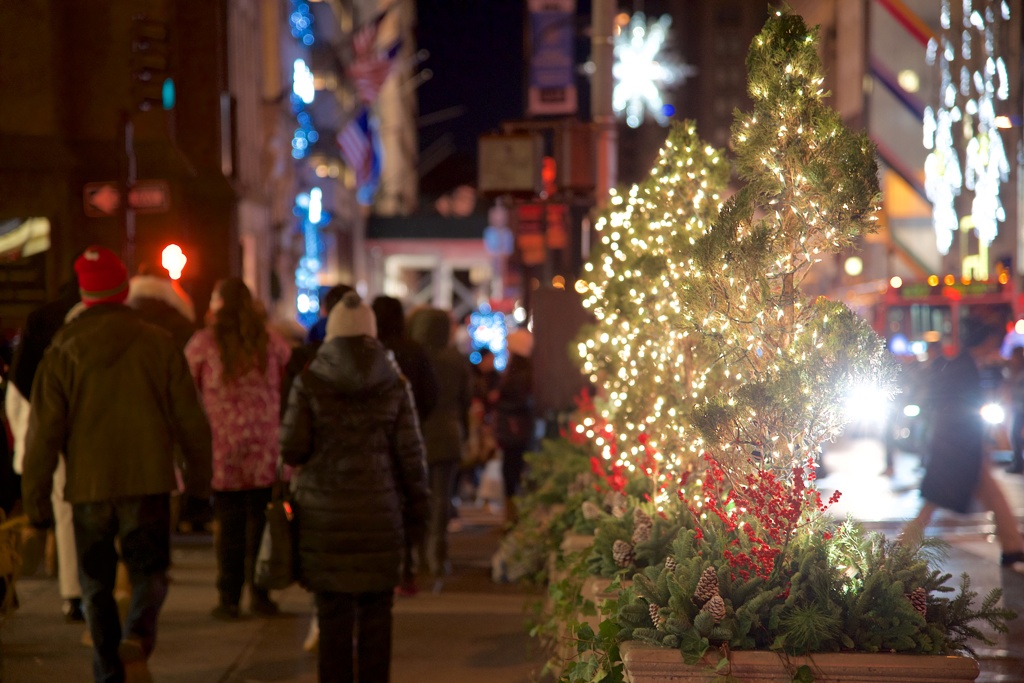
1, 244, 540, 683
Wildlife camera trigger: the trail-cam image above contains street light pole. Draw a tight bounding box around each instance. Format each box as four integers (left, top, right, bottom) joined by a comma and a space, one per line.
591, 0, 617, 210
120, 109, 137, 272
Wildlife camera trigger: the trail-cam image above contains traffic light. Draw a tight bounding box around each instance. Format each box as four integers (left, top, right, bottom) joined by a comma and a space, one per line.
130, 16, 174, 112
161, 244, 187, 280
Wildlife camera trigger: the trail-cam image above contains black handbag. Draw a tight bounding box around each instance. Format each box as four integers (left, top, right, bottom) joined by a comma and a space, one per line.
254, 468, 295, 590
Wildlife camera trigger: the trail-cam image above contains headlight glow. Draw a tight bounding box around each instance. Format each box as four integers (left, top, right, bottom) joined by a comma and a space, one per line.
843, 383, 891, 425
903, 404, 921, 418
981, 403, 1006, 425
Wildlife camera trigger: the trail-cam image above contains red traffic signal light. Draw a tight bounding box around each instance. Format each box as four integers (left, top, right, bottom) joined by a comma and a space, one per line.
162, 244, 187, 280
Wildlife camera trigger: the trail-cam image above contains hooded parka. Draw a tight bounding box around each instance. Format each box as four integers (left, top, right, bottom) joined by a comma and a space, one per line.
406, 308, 472, 465
280, 336, 429, 593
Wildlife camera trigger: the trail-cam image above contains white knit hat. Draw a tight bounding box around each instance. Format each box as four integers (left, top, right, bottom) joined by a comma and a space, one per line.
326, 291, 377, 340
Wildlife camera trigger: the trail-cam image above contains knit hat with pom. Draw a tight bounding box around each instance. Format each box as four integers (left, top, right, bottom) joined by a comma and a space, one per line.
75, 246, 129, 307
326, 291, 377, 340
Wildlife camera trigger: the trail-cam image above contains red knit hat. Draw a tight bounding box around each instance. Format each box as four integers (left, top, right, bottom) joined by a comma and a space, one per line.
75, 246, 129, 306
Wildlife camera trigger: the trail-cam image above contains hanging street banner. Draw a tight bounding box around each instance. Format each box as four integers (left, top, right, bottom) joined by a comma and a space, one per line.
527, 0, 577, 116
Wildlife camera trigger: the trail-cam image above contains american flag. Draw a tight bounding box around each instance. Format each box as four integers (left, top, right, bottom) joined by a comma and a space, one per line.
347, 13, 402, 106
337, 107, 374, 187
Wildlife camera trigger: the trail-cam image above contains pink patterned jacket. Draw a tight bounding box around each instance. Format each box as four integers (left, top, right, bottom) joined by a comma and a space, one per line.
185, 327, 292, 491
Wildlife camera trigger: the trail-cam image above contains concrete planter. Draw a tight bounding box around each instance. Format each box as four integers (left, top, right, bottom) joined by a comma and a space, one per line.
620, 642, 979, 683
547, 532, 597, 586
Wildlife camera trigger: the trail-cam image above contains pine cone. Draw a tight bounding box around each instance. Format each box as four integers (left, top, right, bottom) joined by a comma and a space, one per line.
604, 491, 628, 518
581, 501, 603, 520
907, 587, 927, 617
632, 509, 653, 545
702, 594, 726, 623
693, 566, 719, 603
612, 540, 635, 568
649, 602, 664, 629
664, 556, 678, 573
568, 472, 595, 497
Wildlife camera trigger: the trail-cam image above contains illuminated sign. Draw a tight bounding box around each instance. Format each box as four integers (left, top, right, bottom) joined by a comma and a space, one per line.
896, 280, 1003, 299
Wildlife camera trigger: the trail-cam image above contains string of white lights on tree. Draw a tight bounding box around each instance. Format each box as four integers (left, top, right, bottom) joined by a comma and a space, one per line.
578, 12, 896, 510
923, 0, 1011, 255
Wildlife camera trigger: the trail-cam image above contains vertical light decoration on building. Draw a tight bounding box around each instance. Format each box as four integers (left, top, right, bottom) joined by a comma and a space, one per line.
923, 0, 1011, 254
289, 1, 315, 46
612, 13, 693, 128
295, 187, 327, 327
289, 1, 324, 322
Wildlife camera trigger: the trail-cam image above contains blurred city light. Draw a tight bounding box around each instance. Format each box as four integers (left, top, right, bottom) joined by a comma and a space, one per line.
161, 244, 187, 280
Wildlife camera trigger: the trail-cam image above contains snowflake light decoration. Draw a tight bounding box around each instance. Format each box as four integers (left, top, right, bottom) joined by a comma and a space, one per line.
612, 13, 694, 128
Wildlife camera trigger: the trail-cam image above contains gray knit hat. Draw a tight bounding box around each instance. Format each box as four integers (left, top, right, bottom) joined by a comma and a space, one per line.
326, 291, 377, 340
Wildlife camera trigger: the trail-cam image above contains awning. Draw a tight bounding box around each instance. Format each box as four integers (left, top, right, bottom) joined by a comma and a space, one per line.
0, 217, 51, 260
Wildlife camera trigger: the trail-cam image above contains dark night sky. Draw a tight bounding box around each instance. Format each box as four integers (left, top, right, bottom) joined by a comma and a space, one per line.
416, 0, 527, 194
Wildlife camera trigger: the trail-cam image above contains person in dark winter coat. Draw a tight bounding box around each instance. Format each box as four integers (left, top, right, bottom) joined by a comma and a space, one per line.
495, 330, 536, 524
22, 246, 213, 683
407, 307, 472, 579
372, 296, 438, 595
6, 269, 80, 476
6, 263, 83, 621
128, 266, 205, 534
280, 292, 429, 683
126, 265, 197, 351
372, 296, 438, 421
903, 318, 1024, 572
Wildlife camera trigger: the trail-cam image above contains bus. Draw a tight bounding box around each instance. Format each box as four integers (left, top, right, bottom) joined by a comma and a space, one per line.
873, 274, 1020, 357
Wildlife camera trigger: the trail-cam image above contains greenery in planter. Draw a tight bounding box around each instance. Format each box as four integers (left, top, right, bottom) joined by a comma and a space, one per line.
541, 9, 1018, 681
497, 395, 657, 585
616, 455, 1014, 661
587, 506, 683, 579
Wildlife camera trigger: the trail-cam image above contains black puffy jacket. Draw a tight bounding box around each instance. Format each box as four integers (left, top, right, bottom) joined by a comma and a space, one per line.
280, 336, 429, 593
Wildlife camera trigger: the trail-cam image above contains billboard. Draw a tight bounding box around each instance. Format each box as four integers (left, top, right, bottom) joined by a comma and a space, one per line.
527, 0, 577, 116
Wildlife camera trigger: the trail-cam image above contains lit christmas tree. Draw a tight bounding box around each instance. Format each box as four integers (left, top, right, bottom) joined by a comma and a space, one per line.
578, 122, 731, 506
681, 11, 895, 471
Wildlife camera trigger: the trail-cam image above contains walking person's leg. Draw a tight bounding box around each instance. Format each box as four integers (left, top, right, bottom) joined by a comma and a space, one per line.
212, 490, 246, 616
52, 458, 83, 619
315, 591, 356, 683
426, 460, 458, 577
244, 487, 277, 614
973, 459, 1024, 567
356, 591, 394, 683
1010, 410, 1024, 473
112, 495, 169, 683
900, 501, 938, 546
116, 494, 171, 657
73, 500, 124, 683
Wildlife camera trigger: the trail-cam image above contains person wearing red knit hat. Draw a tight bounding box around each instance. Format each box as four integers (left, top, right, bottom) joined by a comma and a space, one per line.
22, 245, 213, 683
74, 245, 130, 306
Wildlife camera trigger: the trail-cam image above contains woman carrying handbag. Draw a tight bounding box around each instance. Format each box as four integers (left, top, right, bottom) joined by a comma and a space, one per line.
280, 292, 430, 683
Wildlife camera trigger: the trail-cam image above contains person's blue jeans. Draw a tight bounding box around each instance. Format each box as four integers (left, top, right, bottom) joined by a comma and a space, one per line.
73, 494, 171, 683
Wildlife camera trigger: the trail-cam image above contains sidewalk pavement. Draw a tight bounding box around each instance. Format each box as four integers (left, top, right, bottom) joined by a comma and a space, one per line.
3, 440, 1024, 682
3, 503, 549, 683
